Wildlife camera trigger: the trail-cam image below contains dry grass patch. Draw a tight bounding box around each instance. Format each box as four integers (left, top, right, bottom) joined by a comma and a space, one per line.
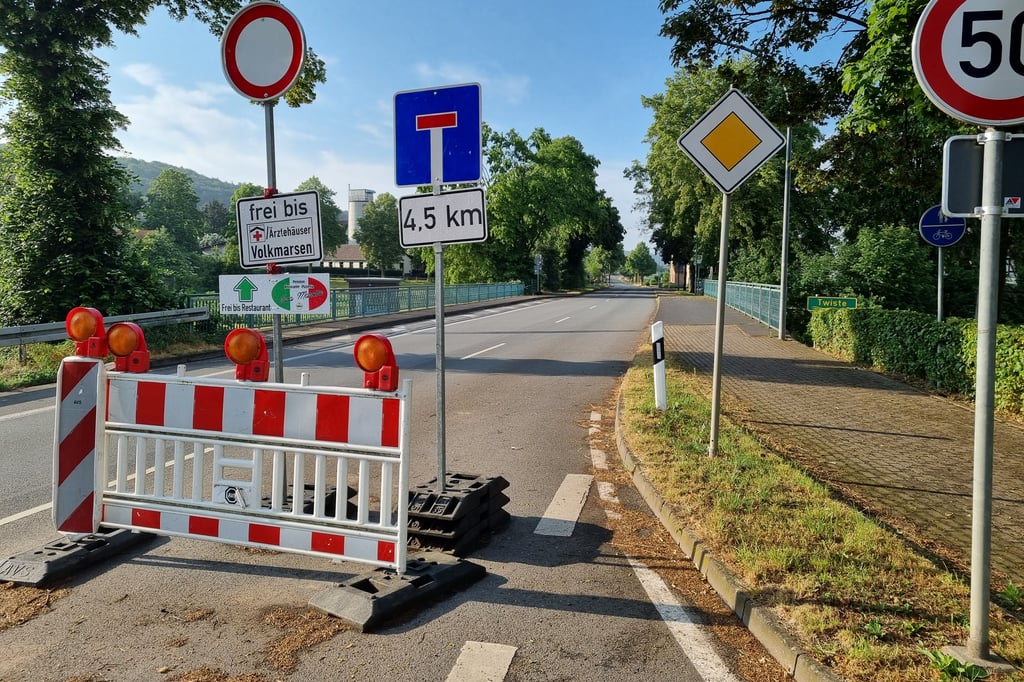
618, 356, 1024, 681
0, 581, 68, 631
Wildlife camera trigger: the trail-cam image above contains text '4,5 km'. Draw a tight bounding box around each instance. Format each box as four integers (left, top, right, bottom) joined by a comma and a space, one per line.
398, 188, 488, 247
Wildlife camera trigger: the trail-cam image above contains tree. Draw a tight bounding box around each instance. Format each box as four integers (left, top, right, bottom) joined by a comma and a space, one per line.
294, 176, 346, 253
0, 1, 325, 324
658, 0, 869, 125
445, 125, 623, 287
584, 246, 617, 285
202, 200, 231, 237
355, 193, 404, 276
623, 243, 658, 282
219, 182, 264, 271
141, 167, 205, 250
0, 2, 162, 323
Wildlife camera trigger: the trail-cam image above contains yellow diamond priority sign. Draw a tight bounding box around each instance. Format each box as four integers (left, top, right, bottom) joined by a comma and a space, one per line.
677, 89, 785, 194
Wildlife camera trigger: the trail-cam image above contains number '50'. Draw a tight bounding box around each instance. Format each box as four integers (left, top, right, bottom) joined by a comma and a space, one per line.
960, 10, 1024, 78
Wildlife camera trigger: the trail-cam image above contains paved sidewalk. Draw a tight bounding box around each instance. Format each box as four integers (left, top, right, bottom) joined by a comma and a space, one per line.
656, 294, 1022, 586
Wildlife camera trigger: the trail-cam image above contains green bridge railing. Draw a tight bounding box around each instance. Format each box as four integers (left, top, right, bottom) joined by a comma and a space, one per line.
185, 281, 525, 333
702, 280, 780, 331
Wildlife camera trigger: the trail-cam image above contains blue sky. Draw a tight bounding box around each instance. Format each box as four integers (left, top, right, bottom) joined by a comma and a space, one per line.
95, 1, 679, 254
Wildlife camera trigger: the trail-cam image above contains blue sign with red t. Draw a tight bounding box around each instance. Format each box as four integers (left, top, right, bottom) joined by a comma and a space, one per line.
394, 83, 481, 187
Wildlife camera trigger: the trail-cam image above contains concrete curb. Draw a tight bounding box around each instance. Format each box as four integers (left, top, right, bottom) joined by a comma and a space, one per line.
614, 390, 845, 682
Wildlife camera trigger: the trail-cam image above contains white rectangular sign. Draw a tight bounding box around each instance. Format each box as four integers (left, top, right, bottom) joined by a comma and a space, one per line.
236, 190, 323, 267
219, 274, 330, 315
398, 188, 487, 247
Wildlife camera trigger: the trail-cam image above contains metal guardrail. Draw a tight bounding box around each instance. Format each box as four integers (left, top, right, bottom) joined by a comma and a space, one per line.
3, 281, 522, 352
185, 281, 525, 332
0, 308, 210, 349
703, 280, 781, 330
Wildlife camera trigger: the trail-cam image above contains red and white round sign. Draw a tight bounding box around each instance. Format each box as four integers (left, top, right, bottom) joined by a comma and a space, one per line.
221, 1, 305, 101
912, 0, 1024, 126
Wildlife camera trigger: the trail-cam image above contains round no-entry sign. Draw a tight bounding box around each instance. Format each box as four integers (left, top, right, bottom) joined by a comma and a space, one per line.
912, 0, 1024, 126
221, 1, 305, 101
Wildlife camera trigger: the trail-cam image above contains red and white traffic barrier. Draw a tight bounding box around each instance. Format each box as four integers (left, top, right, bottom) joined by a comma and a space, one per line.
52, 357, 106, 535
53, 307, 411, 574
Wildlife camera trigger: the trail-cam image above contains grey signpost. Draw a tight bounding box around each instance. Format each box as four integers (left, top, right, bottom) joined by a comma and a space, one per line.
918, 205, 966, 321
913, 0, 1024, 666
395, 84, 485, 491
677, 88, 785, 456
221, 1, 309, 384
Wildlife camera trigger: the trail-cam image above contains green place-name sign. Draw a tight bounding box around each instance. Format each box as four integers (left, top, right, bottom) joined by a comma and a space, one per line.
807, 296, 858, 311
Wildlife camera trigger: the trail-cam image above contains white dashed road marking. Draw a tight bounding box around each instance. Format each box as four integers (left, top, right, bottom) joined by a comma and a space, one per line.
534, 474, 593, 536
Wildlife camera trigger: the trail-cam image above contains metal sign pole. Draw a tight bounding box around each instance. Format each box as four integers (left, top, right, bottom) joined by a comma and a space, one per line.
937, 246, 944, 322
434, 240, 446, 492
778, 126, 792, 339
264, 101, 284, 384
708, 191, 730, 456
966, 128, 1005, 661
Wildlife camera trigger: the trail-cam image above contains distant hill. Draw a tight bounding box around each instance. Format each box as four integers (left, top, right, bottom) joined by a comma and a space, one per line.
117, 157, 243, 207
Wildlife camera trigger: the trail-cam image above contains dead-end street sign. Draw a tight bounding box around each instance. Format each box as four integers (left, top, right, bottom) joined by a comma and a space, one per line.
236, 190, 323, 268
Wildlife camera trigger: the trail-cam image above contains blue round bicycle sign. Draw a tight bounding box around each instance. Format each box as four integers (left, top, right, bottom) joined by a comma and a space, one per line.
919, 204, 966, 247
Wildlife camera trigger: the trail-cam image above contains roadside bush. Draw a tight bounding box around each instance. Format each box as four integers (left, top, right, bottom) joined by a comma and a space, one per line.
808, 308, 1024, 414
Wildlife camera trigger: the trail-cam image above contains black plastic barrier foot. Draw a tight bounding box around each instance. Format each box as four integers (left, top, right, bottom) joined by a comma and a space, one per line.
406, 473, 510, 555
0, 528, 155, 587
308, 550, 486, 632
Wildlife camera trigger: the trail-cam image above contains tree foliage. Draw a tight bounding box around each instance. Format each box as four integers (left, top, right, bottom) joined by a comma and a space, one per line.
355, 193, 404, 276
659, 0, 869, 124
623, 243, 658, 280
642, 0, 1024, 324
0, 0, 325, 324
439, 125, 624, 287
295, 176, 346, 253
141, 167, 205, 250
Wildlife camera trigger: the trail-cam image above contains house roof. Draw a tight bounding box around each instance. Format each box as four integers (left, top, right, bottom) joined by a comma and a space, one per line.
323, 243, 365, 261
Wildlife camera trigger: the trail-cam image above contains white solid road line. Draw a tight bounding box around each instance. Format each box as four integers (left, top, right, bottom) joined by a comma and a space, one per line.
0, 502, 51, 527
460, 343, 506, 361
445, 641, 517, 682
591, 412, 738, 681
0, 451, 202, 528
534, 473, 593, 537
627, 554, 741, 682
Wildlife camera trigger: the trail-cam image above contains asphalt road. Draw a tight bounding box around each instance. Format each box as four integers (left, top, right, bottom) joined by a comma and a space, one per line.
0, 283, 766, 682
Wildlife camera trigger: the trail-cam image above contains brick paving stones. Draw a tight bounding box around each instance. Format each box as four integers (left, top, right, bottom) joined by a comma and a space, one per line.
657, 295, 1022, 585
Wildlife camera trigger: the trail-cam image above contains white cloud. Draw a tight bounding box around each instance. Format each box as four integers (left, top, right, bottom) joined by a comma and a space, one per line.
413, 62, 529, 105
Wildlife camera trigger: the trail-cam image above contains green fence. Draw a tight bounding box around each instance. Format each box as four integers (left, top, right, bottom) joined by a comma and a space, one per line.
702, 280, 781, 330
185, 282, 525, 333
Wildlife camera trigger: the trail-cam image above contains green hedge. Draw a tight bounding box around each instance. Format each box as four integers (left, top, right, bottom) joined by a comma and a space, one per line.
808, 308, 1024, 416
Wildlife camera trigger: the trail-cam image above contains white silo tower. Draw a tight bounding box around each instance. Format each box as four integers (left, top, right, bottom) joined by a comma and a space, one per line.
348, 188, 375, 243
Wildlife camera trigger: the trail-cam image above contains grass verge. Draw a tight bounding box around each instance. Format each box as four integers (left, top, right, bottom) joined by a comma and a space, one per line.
618, 351, 1024, 681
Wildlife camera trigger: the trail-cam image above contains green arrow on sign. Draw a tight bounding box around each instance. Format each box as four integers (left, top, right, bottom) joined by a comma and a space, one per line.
234, 277, 258, 302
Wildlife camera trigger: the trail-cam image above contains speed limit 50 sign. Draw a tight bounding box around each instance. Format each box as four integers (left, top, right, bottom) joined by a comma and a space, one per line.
913, 0, 1024, 126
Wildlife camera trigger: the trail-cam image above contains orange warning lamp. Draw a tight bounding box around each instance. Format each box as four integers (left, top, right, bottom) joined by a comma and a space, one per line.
224, 328, 269, 382
107, 322, 150, 373
65, 307, 107, 358
354, 334, 398, 391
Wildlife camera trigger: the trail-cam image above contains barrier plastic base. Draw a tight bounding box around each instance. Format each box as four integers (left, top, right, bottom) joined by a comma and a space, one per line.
308, 550, 486, 632
0, 528, 155, 587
